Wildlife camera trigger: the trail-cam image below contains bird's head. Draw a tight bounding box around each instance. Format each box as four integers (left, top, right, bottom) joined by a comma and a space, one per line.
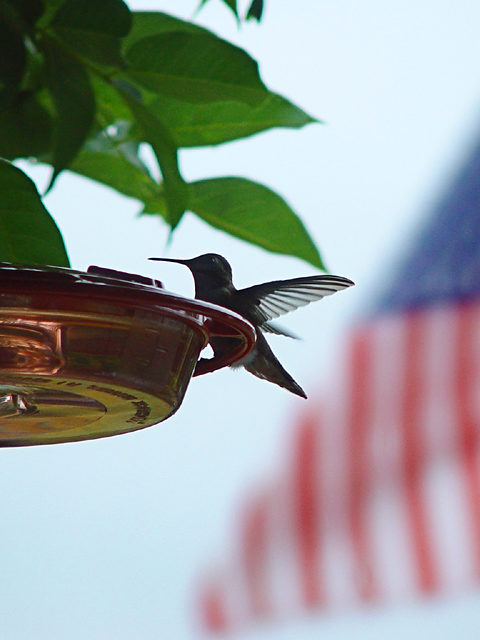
149, 253, 234, 293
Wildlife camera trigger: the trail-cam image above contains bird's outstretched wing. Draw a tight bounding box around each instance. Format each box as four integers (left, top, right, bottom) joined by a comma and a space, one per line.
237, 275, 354, 325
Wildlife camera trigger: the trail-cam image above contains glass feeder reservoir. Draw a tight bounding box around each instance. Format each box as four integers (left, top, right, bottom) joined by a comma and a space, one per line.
0, 264, 255, 446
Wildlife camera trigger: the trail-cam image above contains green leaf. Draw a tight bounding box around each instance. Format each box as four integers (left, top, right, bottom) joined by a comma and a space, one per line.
69, 125, 169, 217
116, 83, 187, 228
147, 92, 318, 148
246, 0, 264, 21
41, 35, 95, 187
0, 160, 69, 266
21, 45, 47, 94
0, 91, 52, 159
126, 32, 268, 106
124, 11, 209, 51
196, 0, 239, 22
49, 0, 131, 69
196, 0, 209, 14
0, 0, 44, 95
50, 0, 130, 36
90, 73, 135, 130
8, 0, 44, 31
222, 0, 239, 18
69, 143, 167, 217
187, 177, 324, 269
37, 0, 65, 27
0, 2, 28, 89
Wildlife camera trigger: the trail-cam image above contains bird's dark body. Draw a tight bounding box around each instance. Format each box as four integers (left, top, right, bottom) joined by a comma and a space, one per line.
149, 253, 354, 399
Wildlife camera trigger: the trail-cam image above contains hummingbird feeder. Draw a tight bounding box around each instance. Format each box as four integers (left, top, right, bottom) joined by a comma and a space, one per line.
0, 263, 256, 446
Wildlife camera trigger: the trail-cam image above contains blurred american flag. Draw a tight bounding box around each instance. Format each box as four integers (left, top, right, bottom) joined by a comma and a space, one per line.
198, 132, 480, 634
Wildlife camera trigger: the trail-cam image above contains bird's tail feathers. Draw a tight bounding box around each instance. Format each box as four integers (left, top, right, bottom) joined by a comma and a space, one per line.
242, 332, 307, 399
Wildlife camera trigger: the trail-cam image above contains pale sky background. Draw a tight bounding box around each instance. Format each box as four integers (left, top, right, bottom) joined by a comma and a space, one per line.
4, 0, 480, 638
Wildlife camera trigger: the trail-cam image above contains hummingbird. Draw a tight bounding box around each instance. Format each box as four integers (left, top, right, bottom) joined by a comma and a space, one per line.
149, 253, 354, 399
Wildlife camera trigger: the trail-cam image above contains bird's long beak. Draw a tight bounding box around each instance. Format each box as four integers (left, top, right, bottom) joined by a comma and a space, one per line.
149, 257, 188, 265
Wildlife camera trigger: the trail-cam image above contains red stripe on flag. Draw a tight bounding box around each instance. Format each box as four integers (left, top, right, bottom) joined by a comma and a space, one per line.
200, 578, 229, 633
293, 410, 323, 608
346, 328, 378, 601
455, 303, 480, 577
401, 311, 438, 593
242, 492, 271, 618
